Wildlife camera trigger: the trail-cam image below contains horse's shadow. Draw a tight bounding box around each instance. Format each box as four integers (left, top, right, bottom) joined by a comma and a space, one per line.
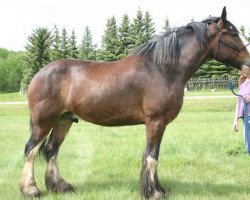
76, 179, 138, 193
162, 179, 250, 196
75, 178, 250, 197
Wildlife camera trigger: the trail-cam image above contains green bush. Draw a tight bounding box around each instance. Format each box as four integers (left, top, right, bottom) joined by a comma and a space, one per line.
0, 49, 25, 93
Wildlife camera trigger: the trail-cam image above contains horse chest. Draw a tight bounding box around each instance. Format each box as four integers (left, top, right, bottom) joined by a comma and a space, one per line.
143, 88, 184, 121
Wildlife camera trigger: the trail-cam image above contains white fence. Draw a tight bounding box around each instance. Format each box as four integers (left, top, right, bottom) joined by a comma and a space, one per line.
186, 77, 238, 91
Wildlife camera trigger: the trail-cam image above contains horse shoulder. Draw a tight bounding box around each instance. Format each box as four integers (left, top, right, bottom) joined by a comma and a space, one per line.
142, 79, 185, 123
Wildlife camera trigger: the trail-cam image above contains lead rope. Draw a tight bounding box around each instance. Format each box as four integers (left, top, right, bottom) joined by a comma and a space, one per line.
228, 77, 250, 155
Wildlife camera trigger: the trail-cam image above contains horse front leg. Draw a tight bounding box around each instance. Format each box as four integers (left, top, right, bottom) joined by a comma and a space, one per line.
140, 119, 167, 199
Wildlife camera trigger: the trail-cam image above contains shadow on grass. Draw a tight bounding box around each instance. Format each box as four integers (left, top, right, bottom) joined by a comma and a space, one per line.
76, 179, 139, 193
164, 179, 250, 197
74, 178, 250, 198
34, 177, 250, 199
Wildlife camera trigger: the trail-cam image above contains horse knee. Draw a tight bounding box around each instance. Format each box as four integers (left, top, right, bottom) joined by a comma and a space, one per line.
24, 138, 38, 157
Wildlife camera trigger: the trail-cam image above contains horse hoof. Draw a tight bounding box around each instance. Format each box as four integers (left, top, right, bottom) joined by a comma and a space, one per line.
58, 182, 74, 193
142, 186, 167, 200
20, 186, 41, 198
46, 178, 74, 193
150, 190, 167, 200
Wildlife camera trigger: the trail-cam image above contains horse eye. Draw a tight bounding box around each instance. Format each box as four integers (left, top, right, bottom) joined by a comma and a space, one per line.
231, 32, 238, 38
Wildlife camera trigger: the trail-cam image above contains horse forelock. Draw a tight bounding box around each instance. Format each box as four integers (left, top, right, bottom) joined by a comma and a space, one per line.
132, 22, 210, 66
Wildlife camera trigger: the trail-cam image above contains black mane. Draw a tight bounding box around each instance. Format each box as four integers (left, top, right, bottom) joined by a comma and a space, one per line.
132, 21, 211, 66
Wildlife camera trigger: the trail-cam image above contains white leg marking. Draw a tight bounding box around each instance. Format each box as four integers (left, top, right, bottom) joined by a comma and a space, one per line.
46, 157, 62, 180
20, 140, 44, 193
147, 156, 158, 182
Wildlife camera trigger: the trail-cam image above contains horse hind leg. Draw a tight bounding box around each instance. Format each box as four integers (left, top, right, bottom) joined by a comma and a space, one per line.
19, 122, 52, 197
43, 113, 74, 193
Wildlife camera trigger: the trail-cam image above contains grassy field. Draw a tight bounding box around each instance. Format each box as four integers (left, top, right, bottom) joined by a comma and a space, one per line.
1, 92, 250, 200
184, 90, 232, 96
0, 92, 27, 102
0, 90, 235, 100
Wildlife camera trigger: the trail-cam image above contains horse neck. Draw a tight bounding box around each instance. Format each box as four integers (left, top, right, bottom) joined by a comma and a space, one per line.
177, 37, 214, 84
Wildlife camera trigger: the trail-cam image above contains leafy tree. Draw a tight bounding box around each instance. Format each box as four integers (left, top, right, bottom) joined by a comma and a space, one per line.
0, 50, 25, 93
240, 25, 250, 42
195, 59, 238, 78
117, 14, 134, 59
131, 9, 145, 47
0, 48, 9, 59
51, 25, 62, 61
143, 11, 155, 41
68, 29, 78, 58
131, 9, 156, 48
78, 26, 96, 60
21, 27, 51, 91
163, 17, 170, 32
60, 27, 70, 58
240, 25, 246, 38
100, 16, 121, 61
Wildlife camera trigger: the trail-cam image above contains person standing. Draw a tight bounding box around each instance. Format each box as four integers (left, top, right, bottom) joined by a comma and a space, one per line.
233, 66, 250, 151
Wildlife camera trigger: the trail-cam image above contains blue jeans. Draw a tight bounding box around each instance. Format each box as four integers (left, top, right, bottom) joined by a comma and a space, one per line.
243, 117, 250, 154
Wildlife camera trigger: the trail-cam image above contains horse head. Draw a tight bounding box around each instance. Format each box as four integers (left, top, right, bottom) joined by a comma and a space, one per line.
204, 7, 250, 70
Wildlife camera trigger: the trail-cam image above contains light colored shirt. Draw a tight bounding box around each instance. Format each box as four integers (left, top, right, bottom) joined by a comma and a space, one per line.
237, 79, 250, 118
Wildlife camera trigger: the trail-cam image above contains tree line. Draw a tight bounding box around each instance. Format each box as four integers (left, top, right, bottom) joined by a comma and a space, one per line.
0, 9, 250, 93
0, 48, 25, 93
20, 10, 158, 91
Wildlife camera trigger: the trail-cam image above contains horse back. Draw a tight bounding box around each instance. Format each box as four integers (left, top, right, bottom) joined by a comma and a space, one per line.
28, 58, 149, 126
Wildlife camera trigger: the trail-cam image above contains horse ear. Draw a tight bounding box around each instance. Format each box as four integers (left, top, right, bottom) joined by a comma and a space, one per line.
221, 6, 227, 21
217, 6, 227, 29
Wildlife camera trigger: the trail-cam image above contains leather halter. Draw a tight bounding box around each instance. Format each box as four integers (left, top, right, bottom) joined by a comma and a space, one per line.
215, 31, 250, 67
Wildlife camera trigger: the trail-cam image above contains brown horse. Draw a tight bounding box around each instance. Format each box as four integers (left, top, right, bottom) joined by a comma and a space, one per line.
20, 7, 250, 199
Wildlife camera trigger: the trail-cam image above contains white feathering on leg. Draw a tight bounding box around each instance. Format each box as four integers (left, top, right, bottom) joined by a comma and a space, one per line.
146, 156, 158, 182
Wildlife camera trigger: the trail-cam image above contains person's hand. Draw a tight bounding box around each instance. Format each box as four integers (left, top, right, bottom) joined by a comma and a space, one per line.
233, 120, 238, 132
243, 95, 250, 103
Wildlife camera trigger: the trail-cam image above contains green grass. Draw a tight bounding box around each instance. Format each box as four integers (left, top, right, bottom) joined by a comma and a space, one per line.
1, 94, 250, 200
184, 90, 233, 96
0, 91, 233, 101
0, 92, 27, 102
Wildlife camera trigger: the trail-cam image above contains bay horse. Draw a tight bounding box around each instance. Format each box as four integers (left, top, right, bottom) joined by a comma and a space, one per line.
20, 7, 250, 199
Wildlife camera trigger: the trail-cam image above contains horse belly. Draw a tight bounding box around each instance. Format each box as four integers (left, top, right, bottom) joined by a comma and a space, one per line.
70, 95, 144, 126
75, 108, 144, 126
